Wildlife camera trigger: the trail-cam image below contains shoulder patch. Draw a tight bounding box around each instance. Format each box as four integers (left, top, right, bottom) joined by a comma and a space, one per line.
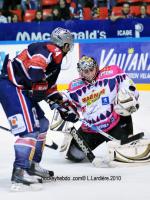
100, 65, 124, 77
69, 79, 84, 91
100, 66, 113, 76
46, 44, 63, 64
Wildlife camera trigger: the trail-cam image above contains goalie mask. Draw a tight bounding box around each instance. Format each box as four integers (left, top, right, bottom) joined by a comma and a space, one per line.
77, 56, 99, 82
114, 89, 139, 116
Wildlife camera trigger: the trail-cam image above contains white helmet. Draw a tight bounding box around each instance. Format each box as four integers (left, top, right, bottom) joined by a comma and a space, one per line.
51, 27, 74, 49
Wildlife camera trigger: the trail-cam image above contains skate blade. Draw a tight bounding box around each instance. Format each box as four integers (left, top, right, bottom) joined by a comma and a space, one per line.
31, 175, 43, 183
10, 183, 43, 192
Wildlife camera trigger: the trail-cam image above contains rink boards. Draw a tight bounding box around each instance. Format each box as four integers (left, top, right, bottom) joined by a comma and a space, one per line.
0, 38, 150, 90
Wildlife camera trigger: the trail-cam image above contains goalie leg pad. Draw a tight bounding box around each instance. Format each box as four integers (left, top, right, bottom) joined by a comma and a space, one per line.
108, 139, 150, 163
66, 143, 86, 162
50, 109, 64, 131
60, 132, 73, 155
60, 133, 85, 162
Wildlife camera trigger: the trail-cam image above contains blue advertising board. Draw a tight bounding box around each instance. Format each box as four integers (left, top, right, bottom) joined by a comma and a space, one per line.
0, 18, 149, 41
79, 38, 150, 84
0, 38, 150, 89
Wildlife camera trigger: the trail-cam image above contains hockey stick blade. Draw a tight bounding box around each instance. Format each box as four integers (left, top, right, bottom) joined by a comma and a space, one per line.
121, 132, 144, 145
45, 143, 58, 150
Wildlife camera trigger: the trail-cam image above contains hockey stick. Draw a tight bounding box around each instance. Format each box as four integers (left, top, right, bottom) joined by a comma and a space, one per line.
69, 126, 104, 167
0, 125, 58, 150
0, 125, 10, 132
80, 119, 144, 145
49, 101, 144, 145
45, 143, 58, 150
70, 127, 95, 162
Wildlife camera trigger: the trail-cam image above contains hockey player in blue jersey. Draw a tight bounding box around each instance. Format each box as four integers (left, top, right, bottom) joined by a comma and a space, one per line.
0, 27, 76, 191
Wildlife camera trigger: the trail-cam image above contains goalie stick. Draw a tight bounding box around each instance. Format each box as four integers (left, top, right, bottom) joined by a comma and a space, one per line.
0, 125, 58, 150
69, 126, 101, 167
70, 127, 95, 162
80, 119, 144, 145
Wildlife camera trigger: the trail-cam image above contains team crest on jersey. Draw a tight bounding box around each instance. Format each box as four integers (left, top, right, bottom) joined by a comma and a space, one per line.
101, 97, 109, 105
82, 89, 105, 106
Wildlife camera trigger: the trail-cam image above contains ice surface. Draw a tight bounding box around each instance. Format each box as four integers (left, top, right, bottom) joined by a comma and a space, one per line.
0, 91, 150, 199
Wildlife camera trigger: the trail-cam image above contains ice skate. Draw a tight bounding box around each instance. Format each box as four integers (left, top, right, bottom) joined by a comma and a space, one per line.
10, 167, 43, 192
27, 162, 54, 181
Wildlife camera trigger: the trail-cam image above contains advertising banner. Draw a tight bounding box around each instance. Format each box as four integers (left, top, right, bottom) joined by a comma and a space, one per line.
79, 38, 150, 85
0, 38, 150, 90
0, 18, 149, 41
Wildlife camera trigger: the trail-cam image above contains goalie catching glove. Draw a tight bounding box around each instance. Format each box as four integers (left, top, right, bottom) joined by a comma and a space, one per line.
49, 100, 79, 123
114, 86, 139, 116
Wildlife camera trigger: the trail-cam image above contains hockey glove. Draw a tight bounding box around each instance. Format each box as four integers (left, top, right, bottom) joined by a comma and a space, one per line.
114, 88, 139, 116
59, 109, 79, 123
49, 100, 79, 123
29, 81, 48, 102
61, 100, 79, 123
47, 92, 63, 104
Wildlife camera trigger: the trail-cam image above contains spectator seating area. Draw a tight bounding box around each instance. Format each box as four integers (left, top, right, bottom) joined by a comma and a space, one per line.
112, 5, 150, 16
1, 0, 150, 23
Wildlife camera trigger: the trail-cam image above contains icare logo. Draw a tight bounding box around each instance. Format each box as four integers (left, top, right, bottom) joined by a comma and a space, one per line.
135, 23, 144, 38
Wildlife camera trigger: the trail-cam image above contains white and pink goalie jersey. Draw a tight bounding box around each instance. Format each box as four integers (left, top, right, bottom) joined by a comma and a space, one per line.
66, 65, 138, 133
